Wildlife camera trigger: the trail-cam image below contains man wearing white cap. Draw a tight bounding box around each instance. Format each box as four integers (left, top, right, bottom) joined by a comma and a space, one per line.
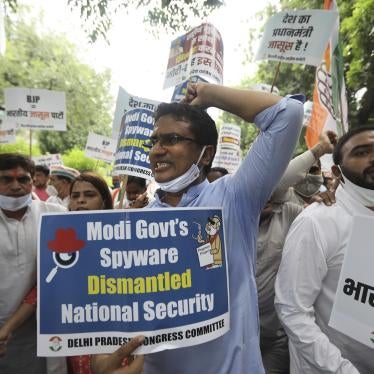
47, 165, 79, 208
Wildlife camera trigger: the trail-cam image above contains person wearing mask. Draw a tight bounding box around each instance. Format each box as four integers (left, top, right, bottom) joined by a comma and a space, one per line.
0, 153, 65, 373
275, 126, 374, 373
92, 82, 304, 373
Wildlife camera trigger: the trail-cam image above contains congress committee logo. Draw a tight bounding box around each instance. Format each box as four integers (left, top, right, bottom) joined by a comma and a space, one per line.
49, 336, 62, 352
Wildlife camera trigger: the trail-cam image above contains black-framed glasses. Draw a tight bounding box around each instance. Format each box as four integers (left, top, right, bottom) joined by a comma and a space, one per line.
0, 175, 32, 185
144, 133, 199, 149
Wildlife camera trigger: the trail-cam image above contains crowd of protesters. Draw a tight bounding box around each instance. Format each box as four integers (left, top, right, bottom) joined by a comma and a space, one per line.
0, 82, 373, 374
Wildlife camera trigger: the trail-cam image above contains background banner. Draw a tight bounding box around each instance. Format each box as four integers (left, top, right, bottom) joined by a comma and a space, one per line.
4, 87, 66, 131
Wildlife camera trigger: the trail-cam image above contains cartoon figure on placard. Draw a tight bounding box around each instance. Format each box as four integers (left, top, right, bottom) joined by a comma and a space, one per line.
46, 228, 85, 283
194, 215, 222, 269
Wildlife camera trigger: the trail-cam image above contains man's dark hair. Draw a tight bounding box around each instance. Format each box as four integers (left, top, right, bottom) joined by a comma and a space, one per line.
209, 167, 229, 176
332, 125, 374, 165
0, 153, 35, 176
127, 176, 146, 188
35, 164, 50, 176
155, 102, 218, 173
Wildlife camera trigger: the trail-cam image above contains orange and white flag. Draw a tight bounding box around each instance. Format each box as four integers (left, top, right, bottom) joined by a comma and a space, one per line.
305, 0, 348, 148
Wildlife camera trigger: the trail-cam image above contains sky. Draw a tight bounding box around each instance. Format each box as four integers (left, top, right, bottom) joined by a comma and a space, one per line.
18, 0, 276, 104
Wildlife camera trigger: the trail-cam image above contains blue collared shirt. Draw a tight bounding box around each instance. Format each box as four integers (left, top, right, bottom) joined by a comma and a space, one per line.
145, 96, 304, 374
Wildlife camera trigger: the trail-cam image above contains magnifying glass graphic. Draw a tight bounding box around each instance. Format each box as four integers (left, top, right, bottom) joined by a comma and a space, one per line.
46, 227, 85, 283
46, 251, 80, 283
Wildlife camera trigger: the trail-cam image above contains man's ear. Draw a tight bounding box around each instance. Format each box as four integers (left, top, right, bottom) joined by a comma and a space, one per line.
331, 165, 341, 178
200, 145, 215, 166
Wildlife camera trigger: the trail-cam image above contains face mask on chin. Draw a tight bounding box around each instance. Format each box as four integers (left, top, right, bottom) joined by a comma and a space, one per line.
158, 146, 207, 193
293, 173, 324, 198
339, 166, 374, 208
0, 193, 33, 211
46, 184, 58, 197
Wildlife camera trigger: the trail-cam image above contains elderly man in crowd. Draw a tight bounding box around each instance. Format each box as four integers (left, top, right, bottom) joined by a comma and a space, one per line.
47, 165, 79, 207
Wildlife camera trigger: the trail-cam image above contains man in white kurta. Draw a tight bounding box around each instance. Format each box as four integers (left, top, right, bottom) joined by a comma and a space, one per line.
275, 126, 374, 374
0, 153, 66, 374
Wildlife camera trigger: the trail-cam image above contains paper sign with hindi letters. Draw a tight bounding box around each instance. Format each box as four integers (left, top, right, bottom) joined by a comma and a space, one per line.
113, 108, 154, 180
212, 123, 241, 174
255, 10, 338, 66
164, 23, 223, 89
37, 208, 229, 356
112, 86, 159, 138
329, 215, 374, 348
32, 154, 63, 168
4, 87, 66, 131
84, 132, 116, 164
0, 110, 16, 144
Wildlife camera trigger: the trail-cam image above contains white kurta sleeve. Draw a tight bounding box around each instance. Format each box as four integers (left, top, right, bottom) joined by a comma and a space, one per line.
274, 213, 359, 374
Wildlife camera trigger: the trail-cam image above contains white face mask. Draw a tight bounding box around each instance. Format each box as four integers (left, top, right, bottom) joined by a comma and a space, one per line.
0, 193, 33, 211
46, 184, 58, 197
158, 146, 207, 193
294, 174, 324, 198
339, 167, 374, 208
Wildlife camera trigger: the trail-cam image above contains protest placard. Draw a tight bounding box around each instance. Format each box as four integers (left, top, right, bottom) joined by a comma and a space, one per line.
32, 154, 63, 168
0, 110, 16, 144
84, 132, 116, 164
112, 86, 160, 138
4, 87, 66, 131
37, 208, 229, 356
212, 123, 241, 174
113, 108, 154, 180
329, 215, 374, 348
255, 10, 338, 66
164, 23, 223, 89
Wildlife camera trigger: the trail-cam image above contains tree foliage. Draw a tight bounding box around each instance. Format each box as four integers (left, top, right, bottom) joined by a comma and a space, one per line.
4, 0, 224, 42
0, 16, 113, 154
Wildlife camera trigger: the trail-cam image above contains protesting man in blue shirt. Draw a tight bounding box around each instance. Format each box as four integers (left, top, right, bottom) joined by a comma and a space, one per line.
93, 82, 304, 374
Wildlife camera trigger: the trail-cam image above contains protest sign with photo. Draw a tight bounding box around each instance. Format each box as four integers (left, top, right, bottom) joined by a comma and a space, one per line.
212, 123, 241, 174
255, 10, 338, 66
329, 215, 374, 348
113, 108, 154, 180
37, 208, 229, 356
4, 87, 66, 131
112, 86, 160, 138
84, 132, 116, 164
164, 23, 223, 89
32, 154, 63, 168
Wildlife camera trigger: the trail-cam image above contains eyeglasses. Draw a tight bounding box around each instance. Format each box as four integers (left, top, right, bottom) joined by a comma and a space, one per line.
144, 133, 199, 149
0, 175, 32, 185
